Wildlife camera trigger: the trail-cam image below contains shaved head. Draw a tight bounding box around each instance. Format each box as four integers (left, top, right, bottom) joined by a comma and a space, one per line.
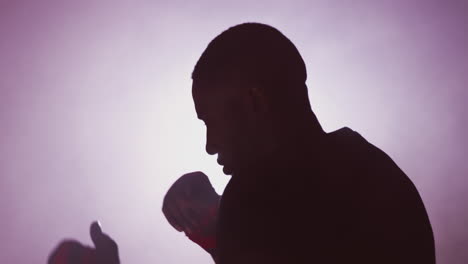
192, 23, 323, 176
192, 23, 308, 105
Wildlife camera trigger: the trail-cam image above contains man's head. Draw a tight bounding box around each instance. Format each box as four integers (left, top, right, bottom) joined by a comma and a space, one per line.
192, 23, 321, 176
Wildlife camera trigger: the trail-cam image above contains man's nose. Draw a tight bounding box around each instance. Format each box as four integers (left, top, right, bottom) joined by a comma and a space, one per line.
206, 144, 216, 155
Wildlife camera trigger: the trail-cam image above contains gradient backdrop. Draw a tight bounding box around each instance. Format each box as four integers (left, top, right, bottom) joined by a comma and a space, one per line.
0, 0, 467, 263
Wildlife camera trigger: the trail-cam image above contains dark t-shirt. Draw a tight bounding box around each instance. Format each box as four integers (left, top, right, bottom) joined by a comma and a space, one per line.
216, 127, 435, 264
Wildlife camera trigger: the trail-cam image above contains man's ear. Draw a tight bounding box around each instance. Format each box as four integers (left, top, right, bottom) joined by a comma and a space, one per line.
248, 85, 268, 114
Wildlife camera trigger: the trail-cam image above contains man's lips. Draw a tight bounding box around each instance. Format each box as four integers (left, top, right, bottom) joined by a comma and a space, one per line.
217, 157, 234, 175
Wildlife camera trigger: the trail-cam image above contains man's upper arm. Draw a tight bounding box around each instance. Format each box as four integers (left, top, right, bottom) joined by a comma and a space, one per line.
357, 144, 435, 263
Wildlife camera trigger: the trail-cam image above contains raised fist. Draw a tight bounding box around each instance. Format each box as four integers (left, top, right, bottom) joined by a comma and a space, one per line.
162, 171, 220, 252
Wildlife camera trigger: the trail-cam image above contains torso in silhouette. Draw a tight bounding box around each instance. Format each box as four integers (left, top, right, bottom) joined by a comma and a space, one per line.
217, 127, 435, 264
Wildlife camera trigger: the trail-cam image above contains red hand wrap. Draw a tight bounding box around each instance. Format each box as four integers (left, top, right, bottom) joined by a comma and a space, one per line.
186, 205, 218, 250
187, 231, 217, 250
50, 242, 96, 264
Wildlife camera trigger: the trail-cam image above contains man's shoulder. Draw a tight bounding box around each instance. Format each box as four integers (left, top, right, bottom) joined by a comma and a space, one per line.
325, 126, 400, 175
325, 126, 368, 155
327, 127, 425, 207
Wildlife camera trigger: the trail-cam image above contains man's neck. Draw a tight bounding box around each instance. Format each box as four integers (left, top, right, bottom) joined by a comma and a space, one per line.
275, 109, 325, 150
235, 111, 325, 179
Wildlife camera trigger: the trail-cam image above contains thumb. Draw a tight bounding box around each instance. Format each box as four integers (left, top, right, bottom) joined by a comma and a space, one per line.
89, 221, 120, 264
90, 221, 115, 248
90, 221, 105, 248
90, 221, 101, 242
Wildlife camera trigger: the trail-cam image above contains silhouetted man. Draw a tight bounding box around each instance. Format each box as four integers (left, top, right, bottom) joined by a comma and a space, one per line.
164, 23, 435, 264
49, 22, 435, 264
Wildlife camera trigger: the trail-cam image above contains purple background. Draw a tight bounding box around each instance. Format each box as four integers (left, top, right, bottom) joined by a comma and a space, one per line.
0, 0, 467, 263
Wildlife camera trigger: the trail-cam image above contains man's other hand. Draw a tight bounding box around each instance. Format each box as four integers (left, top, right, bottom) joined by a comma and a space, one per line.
48, 221, 120, 264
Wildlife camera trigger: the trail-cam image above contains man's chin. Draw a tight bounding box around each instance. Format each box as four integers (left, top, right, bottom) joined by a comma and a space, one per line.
222, 166, 233, 176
